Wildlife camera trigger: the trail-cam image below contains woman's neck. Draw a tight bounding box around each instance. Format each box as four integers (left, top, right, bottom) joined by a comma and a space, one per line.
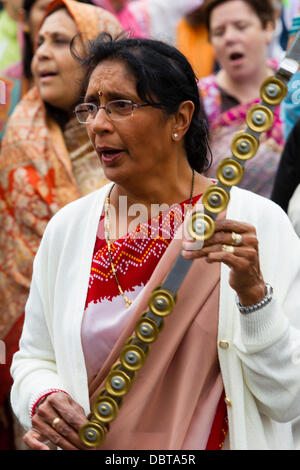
110, 167, 210, 218
113, 171, 194, 209
216, 66, 273, 104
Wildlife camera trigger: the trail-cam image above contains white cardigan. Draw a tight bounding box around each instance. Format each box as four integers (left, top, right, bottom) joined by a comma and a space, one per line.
10, 184, 300, 450
288, 183, 300, 237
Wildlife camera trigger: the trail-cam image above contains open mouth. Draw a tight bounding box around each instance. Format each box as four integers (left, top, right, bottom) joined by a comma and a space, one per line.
98, 148, 124, 164
229, 52, 244, 62
39, 71, 58, 80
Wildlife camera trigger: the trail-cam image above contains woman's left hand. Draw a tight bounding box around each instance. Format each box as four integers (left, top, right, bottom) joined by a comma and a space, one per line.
182, 218, 266, 306
24, 392, 89, 450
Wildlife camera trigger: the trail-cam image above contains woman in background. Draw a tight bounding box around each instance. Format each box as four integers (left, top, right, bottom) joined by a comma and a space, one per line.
198, 0, 283, 198
0, 0, 97, 144
0, 0, 121, 449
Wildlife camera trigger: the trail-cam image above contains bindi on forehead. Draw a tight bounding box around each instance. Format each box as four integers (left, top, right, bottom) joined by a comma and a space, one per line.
86, 66, 138, 102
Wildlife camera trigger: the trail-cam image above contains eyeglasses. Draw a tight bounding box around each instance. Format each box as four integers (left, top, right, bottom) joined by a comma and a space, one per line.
74, 99, 162, 124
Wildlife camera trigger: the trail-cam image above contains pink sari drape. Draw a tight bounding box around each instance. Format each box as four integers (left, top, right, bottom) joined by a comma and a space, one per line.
84, 203, 227, 449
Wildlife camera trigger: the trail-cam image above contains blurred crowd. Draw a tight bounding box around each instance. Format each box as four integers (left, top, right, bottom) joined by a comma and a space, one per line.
1, 0, 300, 450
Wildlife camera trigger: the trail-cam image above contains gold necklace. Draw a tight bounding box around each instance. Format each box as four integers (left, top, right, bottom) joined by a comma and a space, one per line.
104, 170, 195, 308
104, 191, 133, 309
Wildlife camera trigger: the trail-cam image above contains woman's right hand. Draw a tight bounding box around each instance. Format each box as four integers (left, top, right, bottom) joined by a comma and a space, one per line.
24, 392, 89, 450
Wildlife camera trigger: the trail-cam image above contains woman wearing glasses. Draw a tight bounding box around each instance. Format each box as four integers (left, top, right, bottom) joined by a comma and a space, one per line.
10, 33, 300, 450
0, 0, 122, 445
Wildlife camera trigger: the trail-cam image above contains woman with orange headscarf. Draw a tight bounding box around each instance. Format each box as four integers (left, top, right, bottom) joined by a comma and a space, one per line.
0, 0, 122, 449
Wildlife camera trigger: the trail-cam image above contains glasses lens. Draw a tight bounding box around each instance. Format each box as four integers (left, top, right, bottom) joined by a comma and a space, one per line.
107, 100, 133, 120
75, 104, 96, 124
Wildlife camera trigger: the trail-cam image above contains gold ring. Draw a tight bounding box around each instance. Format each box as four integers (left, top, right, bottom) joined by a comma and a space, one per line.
52, 417, 60, 430
222, 244, 235, 254
231, 232, 242, 246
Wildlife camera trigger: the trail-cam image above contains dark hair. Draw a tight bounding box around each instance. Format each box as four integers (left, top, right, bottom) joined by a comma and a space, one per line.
72, 33, 211, 174
203, 0, 275, 32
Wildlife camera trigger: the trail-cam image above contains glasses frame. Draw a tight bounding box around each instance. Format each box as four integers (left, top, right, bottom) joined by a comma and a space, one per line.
74, 99, 162, 124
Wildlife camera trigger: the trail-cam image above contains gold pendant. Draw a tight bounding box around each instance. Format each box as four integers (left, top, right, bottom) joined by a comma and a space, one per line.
105, 189, 133, 310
